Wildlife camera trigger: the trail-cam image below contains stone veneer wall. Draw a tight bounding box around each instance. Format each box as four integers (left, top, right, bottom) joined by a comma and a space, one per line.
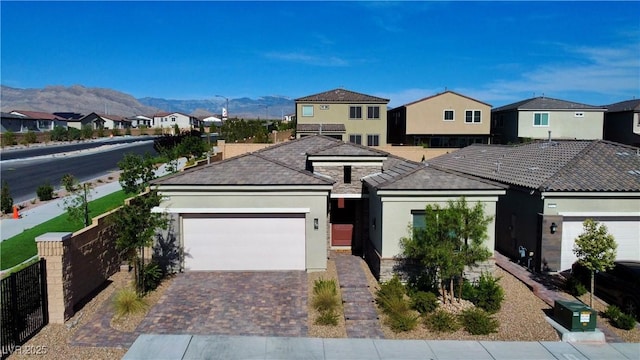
314, 165, 377, 194
37, 208, 123, 324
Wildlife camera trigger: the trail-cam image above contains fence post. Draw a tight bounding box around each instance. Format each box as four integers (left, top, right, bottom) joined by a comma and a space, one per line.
39, 258, 48, 325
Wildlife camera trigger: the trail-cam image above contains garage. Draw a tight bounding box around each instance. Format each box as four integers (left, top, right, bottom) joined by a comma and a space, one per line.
182, 213, 306, 271
561, 219, 640, 271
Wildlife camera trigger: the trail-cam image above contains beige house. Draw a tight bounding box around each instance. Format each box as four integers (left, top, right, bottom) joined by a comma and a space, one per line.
295, 88, 390, 146
153, 112, 202, 132
387, 91, 492, 147
491, 96, 606, 144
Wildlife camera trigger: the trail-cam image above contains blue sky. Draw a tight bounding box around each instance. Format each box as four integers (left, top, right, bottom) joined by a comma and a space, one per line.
1, 1, 638, 108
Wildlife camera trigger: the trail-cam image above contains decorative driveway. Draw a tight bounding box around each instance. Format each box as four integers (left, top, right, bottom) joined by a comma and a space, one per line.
136, 271, 308, 337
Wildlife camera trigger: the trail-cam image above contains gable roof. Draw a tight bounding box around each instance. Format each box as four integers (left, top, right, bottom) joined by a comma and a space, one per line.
255, 135, 342, 170
309, 141, 389, 157
153, 152, 334, 186
427, 140, 640, 192
296, 124, 346, 132
606, 99, 640, 113
296, 88, 389, 103
492, 97, 604, 112
10, 110, 62, 120
402, 90, 491, 108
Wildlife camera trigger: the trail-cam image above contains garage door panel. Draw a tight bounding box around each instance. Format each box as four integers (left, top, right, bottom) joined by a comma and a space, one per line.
561, 220, 640, 271
183, 215, 306, 271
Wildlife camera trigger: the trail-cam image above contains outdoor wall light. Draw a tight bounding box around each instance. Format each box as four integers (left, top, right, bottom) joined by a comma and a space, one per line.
550, 222, 558, 234
314, 218, 319, 230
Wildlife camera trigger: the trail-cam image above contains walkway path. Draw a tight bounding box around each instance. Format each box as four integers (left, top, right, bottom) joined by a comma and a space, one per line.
333, 252, 385, 339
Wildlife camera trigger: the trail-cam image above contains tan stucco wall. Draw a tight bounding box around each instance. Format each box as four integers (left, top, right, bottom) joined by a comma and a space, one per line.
543, 196, 640, 215
379, 146, 455, 162
405, 92, 491, 135
297, 102, 388, 145
517, 110, 604, 140
158, 190, 330, 271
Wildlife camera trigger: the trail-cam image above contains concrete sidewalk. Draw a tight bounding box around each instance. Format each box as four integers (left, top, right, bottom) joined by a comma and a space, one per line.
122, 334, 640, 360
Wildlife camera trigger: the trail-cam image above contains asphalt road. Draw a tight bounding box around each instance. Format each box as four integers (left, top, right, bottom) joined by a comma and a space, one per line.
0, 135, 158, 160
1, 141, 157, 203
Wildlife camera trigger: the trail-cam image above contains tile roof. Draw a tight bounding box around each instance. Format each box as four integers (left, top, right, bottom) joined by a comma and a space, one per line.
606, 99, 640, 113
296, 124, 346, 132
255, 135, 342, 170
296, 88, 389, 103
153, 152, 334, 186
402, 90, 491, 108
10, 110, 62, 120
427, 140, 640, 192
1, 112, 28, 120
309, 141, 389, 157
492, 97, 604, 112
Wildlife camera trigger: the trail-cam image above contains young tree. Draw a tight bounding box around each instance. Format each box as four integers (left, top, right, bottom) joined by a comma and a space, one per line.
573, 219, 617, 308
118, 153, 156, 195
1, 180, 13, 214
61, 174, 92, 227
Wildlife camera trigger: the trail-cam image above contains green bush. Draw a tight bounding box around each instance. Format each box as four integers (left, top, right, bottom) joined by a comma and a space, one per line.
1, 181, 13, 214
113, 288, 148, 318
143, 262, 163, 292
111, 128, 121, 136
139, 125, 148, 135
410, 291, 439, 314
36, 182, 54, 201
68, 127, 81, 140
565, 276, 587, 296
460, 308, 499, 335
2, 130, 16, 147
315, 310, 339, 326
81, 125, 94, 139
96, 127, 105, 137
386, 311, 419, 332
425, 310, 461, 332
604, 305, 637, 330
378, 294, 411, 315
376, 276, 405, 303
24, 130, 37, 144
312, 279, 339, 312
470, 272, 504, 314
49, 126, 67, 141
125, 127, 132, 136
461, 279, 477, 301
604, 305, 622, 320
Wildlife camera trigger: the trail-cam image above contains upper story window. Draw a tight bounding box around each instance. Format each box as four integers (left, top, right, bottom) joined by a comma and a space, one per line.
171, 117, 176, 122
533, 112, 549, 126
320, 105, 330, 110
465, 110, 481, 123
302, 105, 314, 117
367, 134, 379, 146
367, 106, 380, 119
349, 106, 362, 119
349, 134, 362, 145
444, 110, 454, 121
574, 112, 584, 118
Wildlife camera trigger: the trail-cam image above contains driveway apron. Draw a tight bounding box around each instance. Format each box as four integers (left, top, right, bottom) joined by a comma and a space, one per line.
333, 252, 385, 338
136, 271, 308, 337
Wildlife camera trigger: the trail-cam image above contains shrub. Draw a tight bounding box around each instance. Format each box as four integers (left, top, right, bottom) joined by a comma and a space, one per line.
61, 173, 77, 193
139, 125, 148, 135
461, 279, 477, 301
96, 127, 105, 137
111, 128, 121, 137
386, 311, 419, 332
81, 125, 94, 139
565, 276, 587, 296
378, 294, 411, 315
471, 272, 504, 314
1, 181, 13, 214
604, 305, 622, 320
173, 124, 180, 135
460, 308, 499, 335
113, 288, 148, 318
68, 127, 81, 140
23, 131, 37, 144
315, 310, 339, 326
2, 130, 16, 147
376, 276, 405, 303
153, 127, 163, 136
125, 127, 132, 136
314, 278, 337, 295
143, 262, 163, 292
604, 305, 637, 330
36, 182, 54, 201
312, 279, 339, 312
425, 310, 461, 332
410, 291, 439, 314
49, 126, 67, 141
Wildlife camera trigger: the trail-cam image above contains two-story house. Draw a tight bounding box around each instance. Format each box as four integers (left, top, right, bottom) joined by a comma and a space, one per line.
295, 88, 390, 146
153, 112, 202, 132
603, 99, 640, 147
387, 90, 491, 147
490, 96, 606, 144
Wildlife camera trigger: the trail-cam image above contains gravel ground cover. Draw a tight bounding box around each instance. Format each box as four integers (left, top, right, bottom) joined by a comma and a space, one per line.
574, 292, 640, 342
307, 258, 348, 338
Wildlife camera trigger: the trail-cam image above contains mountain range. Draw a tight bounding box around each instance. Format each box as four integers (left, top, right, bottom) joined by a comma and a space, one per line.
0, 85, 295, 120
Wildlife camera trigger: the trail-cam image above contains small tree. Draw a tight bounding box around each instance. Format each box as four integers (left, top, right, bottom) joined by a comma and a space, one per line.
173, 124, 180, 135
1, 180, 13, 214
118, 153, 157, 195
573, 219, 617, 308
81, 125, 94, 139
61, 174, 92, 227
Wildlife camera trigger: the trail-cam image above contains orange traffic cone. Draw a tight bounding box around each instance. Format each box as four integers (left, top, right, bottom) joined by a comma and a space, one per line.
12, 206, 19, 219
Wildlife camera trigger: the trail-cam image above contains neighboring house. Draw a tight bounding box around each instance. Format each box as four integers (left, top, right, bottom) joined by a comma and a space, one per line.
1, 112, 30, 133
283, 113, 295, 123
387, 90, 492, 147
78, 113, 131, 130
603, 99, 640, 147
428, 139, 640, 273
53, 112, 84, 121
151, 135, 504, 281
153, 112, 202, 131
491, 97, 606, 144
69, 112, 105, 130
127, 115, 153, 128
295, 88, 390, 146
6, 110, 66, 132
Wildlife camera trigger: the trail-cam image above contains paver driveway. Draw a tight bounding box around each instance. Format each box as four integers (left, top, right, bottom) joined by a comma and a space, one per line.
136, 271, 308, 337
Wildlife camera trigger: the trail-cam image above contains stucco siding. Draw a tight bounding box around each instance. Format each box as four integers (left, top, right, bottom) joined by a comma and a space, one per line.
517, 110, 604, 140
405, 92, 491, 135
158, 191, 329, 271
542, 196, 640, 215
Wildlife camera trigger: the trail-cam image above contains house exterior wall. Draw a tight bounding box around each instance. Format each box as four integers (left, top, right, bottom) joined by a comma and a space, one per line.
157, 190, 330, 271
603, 111, 640, 147
404, 92, 491, 136
542, 196, 640, 216
296, 102, 388, 145
154, 113, 196, 130
314, 164, 382, 195
493, 189, 543, 263
516, 110, 604, 140
491, 110, 519, 144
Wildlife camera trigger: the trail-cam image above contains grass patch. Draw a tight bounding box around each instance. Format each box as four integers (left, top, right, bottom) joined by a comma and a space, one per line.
113, 288, 148, 318
0, 190, 129, 270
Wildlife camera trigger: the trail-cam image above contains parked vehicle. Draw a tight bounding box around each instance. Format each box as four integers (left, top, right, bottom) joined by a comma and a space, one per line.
571, 261, 640, 319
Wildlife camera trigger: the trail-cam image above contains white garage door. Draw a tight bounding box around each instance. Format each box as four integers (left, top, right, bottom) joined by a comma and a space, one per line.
182, 214, 306, 271
561, 220, 640, 271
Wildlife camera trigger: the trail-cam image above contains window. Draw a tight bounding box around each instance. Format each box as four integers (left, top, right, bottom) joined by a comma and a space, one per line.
412, 211, 426, 230
534, 113, 549, 126
171, 117, 176, 122
344, 166, 352, 184
320, 105, 330, 110
574, 112, 584, 118
349, 134, 362, 145
367, 134, 379, 146
302, 105, 314, 117
465, 110, 481, 123
367, 106, 380, 119
37, 120, 51, 129
444, 110, 454, 121
349, 106, 362, 119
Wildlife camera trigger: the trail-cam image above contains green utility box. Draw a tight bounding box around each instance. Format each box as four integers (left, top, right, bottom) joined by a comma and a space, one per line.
553, 300, 597, 332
